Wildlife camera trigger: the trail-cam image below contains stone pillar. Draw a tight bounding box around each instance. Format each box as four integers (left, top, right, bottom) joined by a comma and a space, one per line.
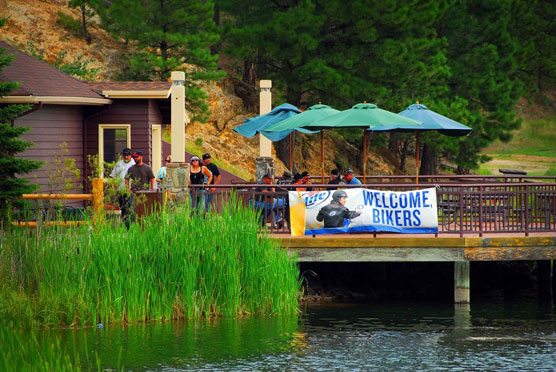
454, 261, 470, 304
259, 79, 272, 158
166, 162, 190, 204
171, 71, 186, 163
255, 157, 274, 182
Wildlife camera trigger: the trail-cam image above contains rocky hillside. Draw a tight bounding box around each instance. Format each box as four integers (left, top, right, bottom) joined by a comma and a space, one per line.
1, 0, 400, 180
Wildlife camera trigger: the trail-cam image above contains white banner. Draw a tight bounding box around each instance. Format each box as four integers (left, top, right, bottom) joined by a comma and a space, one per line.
288, 188, 438, 236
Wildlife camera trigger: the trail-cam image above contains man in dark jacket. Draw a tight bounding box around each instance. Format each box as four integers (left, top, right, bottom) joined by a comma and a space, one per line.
316, 190, 361, 228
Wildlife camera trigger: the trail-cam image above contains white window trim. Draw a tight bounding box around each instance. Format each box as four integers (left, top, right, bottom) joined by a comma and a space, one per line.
98, 124, 131, 178
151, 124, 162, 177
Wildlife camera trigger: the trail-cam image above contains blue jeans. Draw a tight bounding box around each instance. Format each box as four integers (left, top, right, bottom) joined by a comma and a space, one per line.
252, 200, 276, 225
204, 191, 215, 213
190, 189, 205, 211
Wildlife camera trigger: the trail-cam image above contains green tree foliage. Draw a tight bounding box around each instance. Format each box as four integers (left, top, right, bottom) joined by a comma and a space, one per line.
432, 0, 522, 172
95, 0, 224, 120
221, 0, 541, 173
0, 20, 42, 222
509, 0, 556, 96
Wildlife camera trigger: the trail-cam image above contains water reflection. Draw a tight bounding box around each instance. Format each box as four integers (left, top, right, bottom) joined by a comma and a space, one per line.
50, 300, 556, 371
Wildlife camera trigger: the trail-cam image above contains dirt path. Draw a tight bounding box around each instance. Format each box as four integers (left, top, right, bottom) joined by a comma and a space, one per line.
483, 154, 556, 176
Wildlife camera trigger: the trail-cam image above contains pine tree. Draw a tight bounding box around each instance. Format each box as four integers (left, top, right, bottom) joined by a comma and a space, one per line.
434, 0, 522, 172
95, 0, 224, 121
510, 0, 556, 96
0, 20, 43, 222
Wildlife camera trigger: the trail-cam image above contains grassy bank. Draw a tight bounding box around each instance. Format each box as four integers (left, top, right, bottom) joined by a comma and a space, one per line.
479, 118, 556, 176
0, 197, 300, 329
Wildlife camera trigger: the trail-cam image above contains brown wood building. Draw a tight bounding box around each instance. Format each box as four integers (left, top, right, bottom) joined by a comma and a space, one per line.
1, 41, 173, 194
1, 41, 245, 199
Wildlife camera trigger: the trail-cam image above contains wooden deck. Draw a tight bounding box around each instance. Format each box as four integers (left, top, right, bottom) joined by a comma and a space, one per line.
274, 233, 556, 304
275, 233, 556, 262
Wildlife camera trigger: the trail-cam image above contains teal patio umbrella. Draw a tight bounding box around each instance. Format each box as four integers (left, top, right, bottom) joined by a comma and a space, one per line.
308, 103, 422, 182
234, 103, 318, 171
388, 103, 472, 183
265, 104, 340, 182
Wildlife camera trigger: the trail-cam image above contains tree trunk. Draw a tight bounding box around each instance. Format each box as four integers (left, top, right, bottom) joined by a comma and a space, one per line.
81, 5, 91, 44
419, 143, 437, 175
242, 60, 256, 86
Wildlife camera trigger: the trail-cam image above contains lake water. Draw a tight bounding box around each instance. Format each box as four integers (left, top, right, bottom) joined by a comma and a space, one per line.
51, 299, 556, 371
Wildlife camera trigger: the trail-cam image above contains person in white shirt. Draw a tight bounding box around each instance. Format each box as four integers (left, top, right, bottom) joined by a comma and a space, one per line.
109, 148, 135, 228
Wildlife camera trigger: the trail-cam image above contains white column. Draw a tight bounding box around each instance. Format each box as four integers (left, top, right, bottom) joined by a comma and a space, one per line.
259, 79, 272, 158
171, 71, 186, 163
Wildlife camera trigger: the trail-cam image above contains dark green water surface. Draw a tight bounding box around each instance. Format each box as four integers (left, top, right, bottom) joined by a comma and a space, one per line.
51, 300, 556, 371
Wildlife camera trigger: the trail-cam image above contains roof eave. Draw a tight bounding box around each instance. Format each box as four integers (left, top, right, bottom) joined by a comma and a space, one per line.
101, 90, 171, 99
0, 96, 112, 106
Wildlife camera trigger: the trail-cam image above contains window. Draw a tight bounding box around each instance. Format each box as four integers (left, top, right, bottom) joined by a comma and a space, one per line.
98, 124, 131, 177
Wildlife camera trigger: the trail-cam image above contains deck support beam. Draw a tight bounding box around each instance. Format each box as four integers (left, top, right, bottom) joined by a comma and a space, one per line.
454, 261, 470, 304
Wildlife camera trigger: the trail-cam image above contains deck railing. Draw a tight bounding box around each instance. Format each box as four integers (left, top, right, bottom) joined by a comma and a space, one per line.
191, 176, 556, 236
14, 176, 555, 236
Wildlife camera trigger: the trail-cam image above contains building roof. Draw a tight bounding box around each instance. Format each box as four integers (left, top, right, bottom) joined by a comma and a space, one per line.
0, 41, 104, 100
88, 81, 171, 93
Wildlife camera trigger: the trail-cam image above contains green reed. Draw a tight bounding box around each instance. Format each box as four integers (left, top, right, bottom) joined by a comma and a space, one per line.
0, 195, 301, 328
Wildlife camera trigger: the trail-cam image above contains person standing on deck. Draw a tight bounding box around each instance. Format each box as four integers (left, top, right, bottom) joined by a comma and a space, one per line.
189, 155, 212, 211
202, 153, 221, 212
156, 155, 171, 189
125, 150, 155, 227
110, 148, 135, 228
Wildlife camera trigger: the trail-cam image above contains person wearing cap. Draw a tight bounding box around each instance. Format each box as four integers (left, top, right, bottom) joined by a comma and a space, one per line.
109, 148, 135, 227
124, 150, 155, 227
316, 190, 362, 228
253, 173, 276, 226
189, 155, 213, 211
301, 171, 313, 191
343, 168, 362, 185
127, 151, 155, 192
328, 169, 346, 185
292, 173, 305, 191
156, 155, 172, 189
202, 153, 221, 212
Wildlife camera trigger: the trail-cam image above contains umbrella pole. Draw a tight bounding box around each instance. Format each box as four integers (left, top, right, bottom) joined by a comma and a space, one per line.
289, 133, 293, 171
320, 130, 324, 184
363, 130, 367, 184
415, 130, 419, 184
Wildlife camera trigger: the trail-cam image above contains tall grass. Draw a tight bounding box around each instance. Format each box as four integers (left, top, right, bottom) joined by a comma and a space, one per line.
0, 195, 300, 328
0, 328, 80, 372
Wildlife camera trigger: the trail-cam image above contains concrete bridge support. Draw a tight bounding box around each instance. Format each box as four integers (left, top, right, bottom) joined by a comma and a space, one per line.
454, 261, 470, 304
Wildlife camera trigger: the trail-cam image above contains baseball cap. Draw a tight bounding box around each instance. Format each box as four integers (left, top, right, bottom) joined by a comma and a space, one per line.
344, 168, 354, 174
202, 153, 211, 160
301, 171, 310, 177
132, 150, 143, 157
282, 170, 292, 178
330, 169, 339, 176
191, 155, 201, 162
122, 148, 132, 156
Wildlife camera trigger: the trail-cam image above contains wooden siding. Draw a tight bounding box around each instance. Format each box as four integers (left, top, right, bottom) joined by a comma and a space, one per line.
85, 100, 162, 170
15, 105, 84, 195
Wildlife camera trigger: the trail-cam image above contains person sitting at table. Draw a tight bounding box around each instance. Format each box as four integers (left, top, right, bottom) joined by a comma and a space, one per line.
343, 168, 362, 185
301, 171, 313, 191
292, 173, 305, 191
253, 173, 276, 226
